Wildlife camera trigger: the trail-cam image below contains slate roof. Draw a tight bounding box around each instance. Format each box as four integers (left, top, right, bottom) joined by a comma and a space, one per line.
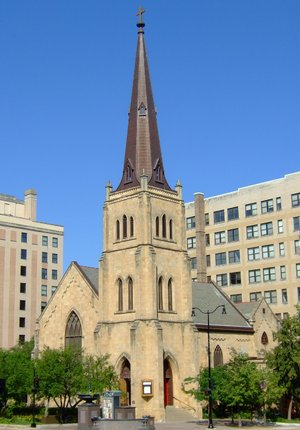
192, 282, 254, 333
234, 301, 261, 321
77, 264, 99, 294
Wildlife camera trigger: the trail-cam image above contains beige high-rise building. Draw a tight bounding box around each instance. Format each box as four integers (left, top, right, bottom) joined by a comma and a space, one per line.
0, 189, 64, 349
186, 172, 300, 319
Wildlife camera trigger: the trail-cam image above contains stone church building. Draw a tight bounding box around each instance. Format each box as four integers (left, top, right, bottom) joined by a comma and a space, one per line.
35, 14, 278, 422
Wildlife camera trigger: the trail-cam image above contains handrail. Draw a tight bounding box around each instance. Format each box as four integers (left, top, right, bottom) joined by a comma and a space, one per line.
172, 396, 196, 413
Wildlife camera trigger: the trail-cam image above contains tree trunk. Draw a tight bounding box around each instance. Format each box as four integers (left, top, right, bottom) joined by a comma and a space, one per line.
288, 397, 293, 420
238, 413, 242, 427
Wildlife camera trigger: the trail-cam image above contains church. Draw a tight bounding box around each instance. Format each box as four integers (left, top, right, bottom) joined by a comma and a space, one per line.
35, 11, 278, 422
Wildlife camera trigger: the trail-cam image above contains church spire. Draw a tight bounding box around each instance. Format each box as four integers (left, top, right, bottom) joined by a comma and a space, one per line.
116, 8, 171, 192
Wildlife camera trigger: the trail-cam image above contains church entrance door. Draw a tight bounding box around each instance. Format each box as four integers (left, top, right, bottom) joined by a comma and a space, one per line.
120, 359, 131, 406
164, 359, 173, 406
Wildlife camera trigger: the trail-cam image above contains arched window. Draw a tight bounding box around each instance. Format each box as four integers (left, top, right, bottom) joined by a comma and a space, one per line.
156, 216, 159, 237
158, 276, 163, 311
118, 279, 123, 311
128, 277, 133, 311
116, 220, 120, 240
126, 165, 132, 182
123, 215, 127, 239
169, 219, 173, 240
130, 217, 134, 237
261, 331, 268, 345
65, 311, 82, 349
214, 345, 223, 367
162, 215, 166, 238
168, 278, 173, 311
156, 166, 162, 182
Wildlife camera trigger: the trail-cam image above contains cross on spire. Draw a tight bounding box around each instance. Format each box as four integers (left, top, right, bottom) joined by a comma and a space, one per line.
136, 6, 145, 24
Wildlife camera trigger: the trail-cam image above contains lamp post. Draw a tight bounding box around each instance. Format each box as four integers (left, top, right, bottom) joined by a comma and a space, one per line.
192, 304, 226, 429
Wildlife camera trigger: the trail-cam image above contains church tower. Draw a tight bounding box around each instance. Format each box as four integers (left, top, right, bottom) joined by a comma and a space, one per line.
97, 9, 197, 421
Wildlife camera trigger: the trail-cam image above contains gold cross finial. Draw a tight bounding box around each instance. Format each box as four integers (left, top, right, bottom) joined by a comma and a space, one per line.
136, 6, 145, 24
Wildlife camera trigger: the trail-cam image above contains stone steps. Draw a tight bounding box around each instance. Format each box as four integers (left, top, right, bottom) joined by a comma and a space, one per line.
165, 405, 196, 422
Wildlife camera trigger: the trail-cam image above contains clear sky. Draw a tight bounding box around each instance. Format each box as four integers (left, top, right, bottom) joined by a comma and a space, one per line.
1, 1, 299, 271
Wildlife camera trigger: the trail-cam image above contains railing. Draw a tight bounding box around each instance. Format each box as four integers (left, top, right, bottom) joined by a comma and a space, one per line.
172, 396, 196, 413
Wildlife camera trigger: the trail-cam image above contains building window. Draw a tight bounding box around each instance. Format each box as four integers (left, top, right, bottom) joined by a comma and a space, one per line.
214, 345, 223, 367
41, 285, 47, 296
42, 268, 47, 279
262, 244, 275, 259
20, 283, 26, 293
277, 219, 284, 234
187, 237, 196, 249
118, 279, 123, 311
156, 216, 159, 237
229, 272, 241, 285
282, 288, 288, 304
19, 334, 25, 344
65, 311, 82, 349
261, 332, 268, 345
291, 193, 300, 207
293, 216, 300, 231
130, 217, 134, 237
20, 266, 26, 276
247, 224, 259, 239
20, 300, 26, 311
283, 312, 289, 319
216, 273, 228, 287
168, 279, 173, 311
276, 197, 282, 211
296, 263, 300, 278
228, 250, 240, 264
231, 294, 242, 303
21, 249, 27, 260
263, 267, 276, 282
162, 215, 167, 238
294, 239, 300, 255
186, 216, 196, 229
169, 219, 173, 240
298, 287, 300, 302
214, 231, 226, 245
264, 290, 277, 304
228, 228, 239, 243
261, 222, 273, 236
191, 257, 197, 269
249, 269, 261, 284
52, 237, 58, 248
227, 207, 239, 221
205, 213, 209, 226
248, 247, 260, 261
280, 265, 286, 280
215, 252, 227, 266
21, 232, 27, 243
126, 164, 132, 181
250, 292, 262, 302
51, 286, 57, 295
123, 215, 127, 239
52, 253, 58, 264
128, 277, 133, 311
42, 236, 48, 246
158, 277, 163, 311
245, 202, 257, 217
279, 242, 285, 256
261, 199, 274, 214
214, 210, 225, 224
42, 252, 48, 263
19, 317, 25, 328
205, 234, 210, 246
206, 255, 211, 267
116, 220, 120, 240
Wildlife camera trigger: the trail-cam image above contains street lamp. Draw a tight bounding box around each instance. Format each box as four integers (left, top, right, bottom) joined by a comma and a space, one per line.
192, 304, 226, 429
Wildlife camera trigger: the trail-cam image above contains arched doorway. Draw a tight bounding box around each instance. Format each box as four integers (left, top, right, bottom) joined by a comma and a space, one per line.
164, 359, 173, 406
119, 359, 131, 406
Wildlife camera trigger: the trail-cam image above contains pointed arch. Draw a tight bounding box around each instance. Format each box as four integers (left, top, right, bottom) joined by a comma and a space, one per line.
130, 216, 134, 237
158, 276, 163, 311
213, 345, 223, 367
164, 358, 174, 406
128, 277, 133, 311
119, 357, 131, 406
261, 331, 268, 345
169, 219, 173, 240
168, 278, 173, 311
65, 311, 82, 349
126, 165, 132, 182
156, 216, 159, 237
116, 220, 120, 241
118, 278, 123, 311
123, 215, 127, 239
162, 214, 166, 238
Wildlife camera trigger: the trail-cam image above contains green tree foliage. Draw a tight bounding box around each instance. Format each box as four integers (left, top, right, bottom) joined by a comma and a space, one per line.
82, 354, 118, 395
266, 308, 300, 419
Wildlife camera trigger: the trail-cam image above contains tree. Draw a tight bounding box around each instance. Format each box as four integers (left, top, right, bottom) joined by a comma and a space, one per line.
266, 309, 300, 419
82, 354, 118, 395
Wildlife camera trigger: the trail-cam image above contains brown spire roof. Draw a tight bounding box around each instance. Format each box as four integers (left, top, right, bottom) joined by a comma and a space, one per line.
116, 11, 171, 192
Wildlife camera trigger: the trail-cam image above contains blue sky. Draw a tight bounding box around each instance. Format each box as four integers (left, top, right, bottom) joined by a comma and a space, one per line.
1, 1, 299, 270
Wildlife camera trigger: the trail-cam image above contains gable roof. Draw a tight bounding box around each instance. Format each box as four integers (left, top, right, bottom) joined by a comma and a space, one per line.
75, 263, 99, 294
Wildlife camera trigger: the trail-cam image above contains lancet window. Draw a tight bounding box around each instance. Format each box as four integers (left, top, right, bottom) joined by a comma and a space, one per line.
65, 311, 82, 349
214, 345, 223, 367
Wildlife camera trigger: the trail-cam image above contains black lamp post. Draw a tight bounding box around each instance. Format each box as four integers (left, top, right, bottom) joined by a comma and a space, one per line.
31, 365, 37, 428
192, 304, 226, 429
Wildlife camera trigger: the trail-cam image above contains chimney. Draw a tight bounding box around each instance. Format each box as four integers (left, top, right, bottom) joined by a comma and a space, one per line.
194, 192, 207, 282
24, 189, 37, 221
